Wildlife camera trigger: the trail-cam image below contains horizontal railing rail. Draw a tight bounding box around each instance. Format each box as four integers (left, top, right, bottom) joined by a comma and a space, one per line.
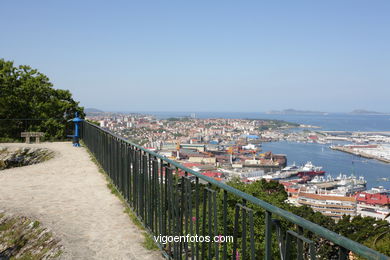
81, 121, 389, 260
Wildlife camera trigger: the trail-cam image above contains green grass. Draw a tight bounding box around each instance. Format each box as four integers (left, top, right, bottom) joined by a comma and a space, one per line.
123, 208, 143, 229
0, 218, 17, 232
142, 232, 159, 250
32, 221, 40, 228
83, 142, 159, 251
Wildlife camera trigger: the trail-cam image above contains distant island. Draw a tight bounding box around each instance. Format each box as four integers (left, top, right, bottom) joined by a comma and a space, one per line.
267, 109, 328, 115
85, 108, 104, 113
350, 109, 389, 115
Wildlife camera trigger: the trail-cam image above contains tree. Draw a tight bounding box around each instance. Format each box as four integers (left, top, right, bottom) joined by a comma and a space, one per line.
336, 215, 390, 257
0, 59, 84, 140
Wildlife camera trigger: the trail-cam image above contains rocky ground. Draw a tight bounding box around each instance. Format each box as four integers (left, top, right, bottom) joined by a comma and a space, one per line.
0, 211, 63, 259
0, 147, 54, 170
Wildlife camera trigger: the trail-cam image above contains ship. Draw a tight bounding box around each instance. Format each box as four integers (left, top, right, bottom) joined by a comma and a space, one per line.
307, 174, 367, 192
281, 162, 300, 173
297, 161, 325, 177
335, 174, 367, 187
307, 175, 334, 185
276, 162, 301, 178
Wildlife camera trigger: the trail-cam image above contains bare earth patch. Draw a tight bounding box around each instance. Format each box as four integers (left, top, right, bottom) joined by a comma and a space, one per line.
0, 142, 162, 260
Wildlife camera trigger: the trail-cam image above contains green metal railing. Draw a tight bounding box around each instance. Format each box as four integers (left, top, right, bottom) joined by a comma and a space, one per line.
81, 121, 389, 260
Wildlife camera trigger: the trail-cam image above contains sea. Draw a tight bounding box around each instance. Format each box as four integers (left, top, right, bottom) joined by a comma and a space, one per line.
146, 111, 390, 189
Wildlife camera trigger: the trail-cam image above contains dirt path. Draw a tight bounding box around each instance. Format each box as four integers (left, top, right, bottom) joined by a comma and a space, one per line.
0, 142, 163, 260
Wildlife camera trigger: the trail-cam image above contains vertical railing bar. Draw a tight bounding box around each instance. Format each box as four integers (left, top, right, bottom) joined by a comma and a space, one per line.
339, 247, 348, 260
284, 231, 292, 260
124, 143, 128, 201
222, 191, 228, 260
120, 141, 124, 195
122, 143, 126, 200
140, 152, 144, 220
114, 137, 117, 185
297, 226, 303, 260
265, 210, 272, 260
310, 243, 316, 260
160, 160, 165, 237
195, 177, 200, 260
174, 167, 181, 260
150, 155, 154, 230
180, 174, 185, 260
128, 145, 132, 205
144, 153, 148, 223
154, 158, 161, 234
201, 187, 207, 260
208, 188, 212, 259
165, 164, 169, 240
152, 158, 158, 233
249, 210, 255, 260
183, 175, 189, 260
187, 176, 194, 260
135, 149, 140, 215
213, 190, 218, 260
146, 154, 150, 228
242, 200, 247, 260
233, 204, 239, 260
167, 166, 174, 257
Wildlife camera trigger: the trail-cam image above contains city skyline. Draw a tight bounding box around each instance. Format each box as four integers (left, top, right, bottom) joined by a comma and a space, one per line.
1, 1, 389, 112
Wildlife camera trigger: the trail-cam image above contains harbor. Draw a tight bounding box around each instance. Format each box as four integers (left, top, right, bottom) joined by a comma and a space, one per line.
261, 141, 390, 190
330, 145, 390, 164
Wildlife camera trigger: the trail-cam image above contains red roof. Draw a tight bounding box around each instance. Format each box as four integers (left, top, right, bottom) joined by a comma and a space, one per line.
286, 187, 299, 193
201, 171, 223, 178
356, 192, 390, 206
182, 162, 202, 168
279, 181, 294, 187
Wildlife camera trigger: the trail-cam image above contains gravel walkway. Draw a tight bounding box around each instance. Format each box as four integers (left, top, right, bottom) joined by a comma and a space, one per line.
0, 142, 163, 260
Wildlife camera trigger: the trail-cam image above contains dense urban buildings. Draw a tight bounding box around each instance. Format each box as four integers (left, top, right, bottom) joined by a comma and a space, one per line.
87, 112, 390, 222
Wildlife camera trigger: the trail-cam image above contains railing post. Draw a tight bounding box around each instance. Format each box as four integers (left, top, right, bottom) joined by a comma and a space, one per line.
339, 247, 348, 260
265, 211, 272, 260
297, 226, 303, 260
222, 190, 228, 260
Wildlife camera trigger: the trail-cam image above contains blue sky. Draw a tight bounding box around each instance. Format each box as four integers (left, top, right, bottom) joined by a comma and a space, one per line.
1, 1, 389, 113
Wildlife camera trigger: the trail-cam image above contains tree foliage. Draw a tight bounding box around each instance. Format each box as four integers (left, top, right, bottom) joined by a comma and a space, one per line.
336, 215, 390, 257
0, 59, 84, 140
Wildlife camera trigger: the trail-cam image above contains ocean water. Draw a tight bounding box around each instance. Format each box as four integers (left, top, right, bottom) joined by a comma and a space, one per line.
150, 112, 390, 131
147, 111, 390, 189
